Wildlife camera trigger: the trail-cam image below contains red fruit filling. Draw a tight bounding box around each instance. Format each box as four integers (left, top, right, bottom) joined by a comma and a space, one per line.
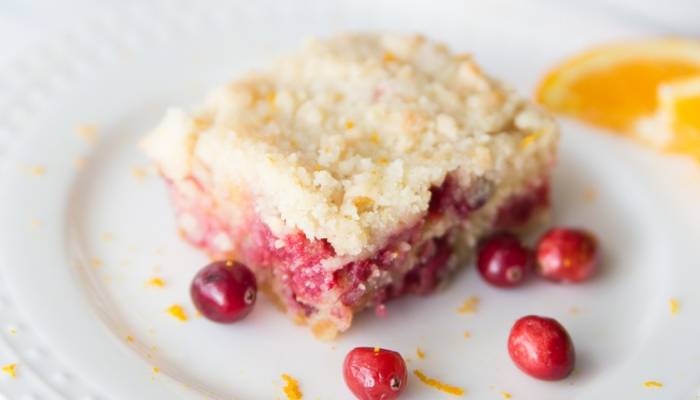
170, 174, 549, 326
494, 181, 549, 228
429, 175, 494, 217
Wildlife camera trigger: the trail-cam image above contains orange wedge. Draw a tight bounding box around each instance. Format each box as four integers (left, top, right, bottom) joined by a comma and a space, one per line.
536, 39, 700, 133
637, 76, 700, 160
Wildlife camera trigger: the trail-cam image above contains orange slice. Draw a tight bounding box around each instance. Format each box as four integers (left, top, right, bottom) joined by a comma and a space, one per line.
536, 39, 700, 133
637, 76, 700, 160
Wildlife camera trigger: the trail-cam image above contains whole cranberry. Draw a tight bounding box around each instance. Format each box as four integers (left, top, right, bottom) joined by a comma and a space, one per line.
343, 347, 407, 400
508, 315, 575, 380
477, 233, 532, 288
536, 228, 599, 283
190, 260, 257, 323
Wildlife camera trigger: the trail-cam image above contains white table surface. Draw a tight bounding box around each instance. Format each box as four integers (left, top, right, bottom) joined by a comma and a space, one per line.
0, 0, 698, 71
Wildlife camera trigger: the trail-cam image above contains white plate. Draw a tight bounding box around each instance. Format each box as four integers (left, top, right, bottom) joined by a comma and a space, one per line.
2, 1, 700, 398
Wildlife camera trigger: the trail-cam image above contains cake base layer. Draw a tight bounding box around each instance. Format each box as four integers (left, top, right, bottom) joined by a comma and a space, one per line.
170, 173, 550, 339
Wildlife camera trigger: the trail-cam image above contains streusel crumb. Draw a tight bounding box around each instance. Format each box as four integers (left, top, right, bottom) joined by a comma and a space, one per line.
143, 33, 557, 256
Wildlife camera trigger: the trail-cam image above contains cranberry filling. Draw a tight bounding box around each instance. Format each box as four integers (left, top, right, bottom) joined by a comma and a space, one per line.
402, 236, 452, 295
335, 223, 423, 307
494, 182, 550, 228
171, 175, 550, 321
429, 175, 493, 217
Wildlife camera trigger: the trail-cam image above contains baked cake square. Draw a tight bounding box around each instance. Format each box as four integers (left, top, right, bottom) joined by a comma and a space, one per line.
142, 33, 558, 339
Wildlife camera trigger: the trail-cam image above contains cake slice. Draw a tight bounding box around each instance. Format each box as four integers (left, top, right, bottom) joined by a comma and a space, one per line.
142, 33, 558, 339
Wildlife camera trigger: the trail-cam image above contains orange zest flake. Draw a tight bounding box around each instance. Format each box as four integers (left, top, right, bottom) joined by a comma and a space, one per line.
369, 132, 380, 144
75, 124, 98, 142
413, 369, 465, 396
353, 196, 375, 212
643, 380, 663, 389
416, 347, 426, 359
152, 367, 160, 374
383, 52, 397, 62
2, 363, 17, 378
126, 335, 135, 343
281, 373, 303, 400
192, 117, 212, 130
463, 330, 471, 338
457, 296, 480, 314
519, 131, 542, 150
74, 156, 86, 170
501, 391, 513, 399
147, 277, 165, 288
29, 165, 46, 176
167, 305, 188, 321
345, 120, 355, 129
131, 166, 147, 180
266, 91, 277, 105
583, 187, 597, 202
90, 257, 103, 268
669, 298, 680, 315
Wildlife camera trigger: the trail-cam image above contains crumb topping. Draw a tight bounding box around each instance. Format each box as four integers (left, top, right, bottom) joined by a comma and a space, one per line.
281, 374, 303, 400
142, 33, 558, 256
413, 369, 464, 396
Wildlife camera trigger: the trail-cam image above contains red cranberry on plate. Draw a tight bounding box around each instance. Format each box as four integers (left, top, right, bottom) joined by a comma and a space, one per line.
477, 232, 532, 288
536, 228, 599, 283
343, 347, 407, 400
190, 260, 257, 323
508, 315, 575, 381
